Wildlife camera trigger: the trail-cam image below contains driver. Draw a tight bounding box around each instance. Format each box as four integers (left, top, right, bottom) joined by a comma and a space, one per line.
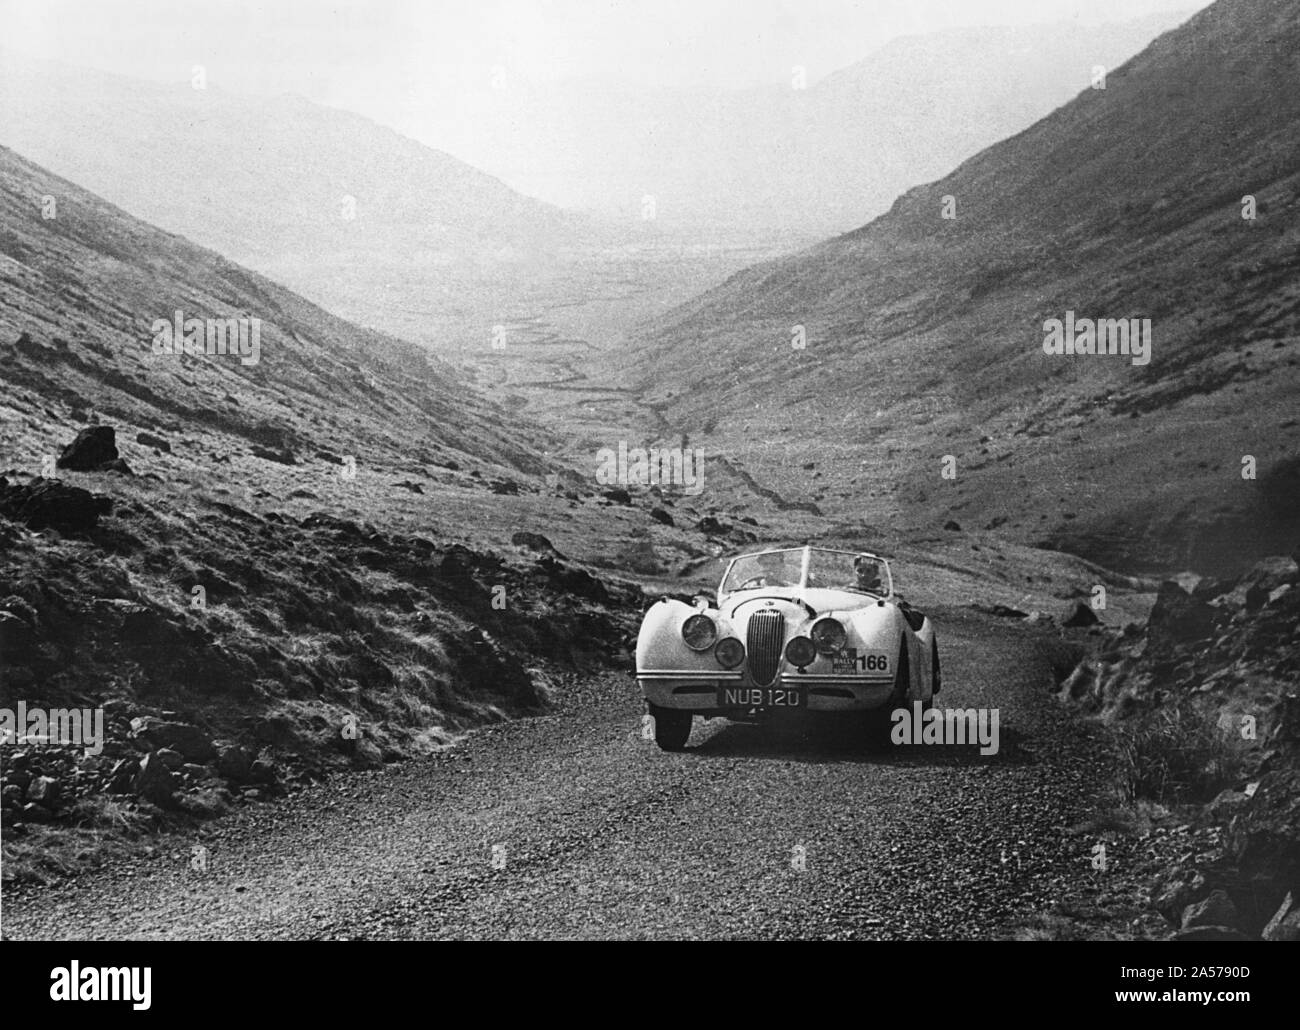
854, 556, 883, 593
757, 551, 789, 587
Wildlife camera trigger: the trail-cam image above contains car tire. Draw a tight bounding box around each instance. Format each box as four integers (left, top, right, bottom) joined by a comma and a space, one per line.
649, 704, 692, 751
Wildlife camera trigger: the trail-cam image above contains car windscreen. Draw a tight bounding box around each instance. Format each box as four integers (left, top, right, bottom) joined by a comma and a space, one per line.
806, 552, 889, 595
721, 550, 805, 593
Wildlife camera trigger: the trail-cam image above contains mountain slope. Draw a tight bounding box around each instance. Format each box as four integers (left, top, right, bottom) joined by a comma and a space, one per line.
0, 53, 608, 345
626, 0, 1300, 575
0, 143, 547, 473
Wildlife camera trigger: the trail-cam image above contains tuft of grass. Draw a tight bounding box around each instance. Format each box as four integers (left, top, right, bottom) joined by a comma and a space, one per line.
1115, 704, 1249, 805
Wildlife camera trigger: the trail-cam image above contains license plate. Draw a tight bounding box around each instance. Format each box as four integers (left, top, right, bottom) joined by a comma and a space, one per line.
831, 648, 891, 674
717, 686, 803, 709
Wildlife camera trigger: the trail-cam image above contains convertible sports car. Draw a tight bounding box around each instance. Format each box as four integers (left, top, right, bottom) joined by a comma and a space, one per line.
636, 546, 940, 750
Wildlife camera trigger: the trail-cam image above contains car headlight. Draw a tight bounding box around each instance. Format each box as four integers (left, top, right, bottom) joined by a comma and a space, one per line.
714, 637, 744, 668
785, 636, 816, 668
810, 617, 847, 655
681, 613, 718, 651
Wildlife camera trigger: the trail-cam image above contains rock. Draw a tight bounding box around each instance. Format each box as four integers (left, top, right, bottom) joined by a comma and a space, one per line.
0, 609, 35, 659
1181, 889, 1240, 930
56, 425, 119, 470
395, 480, 424, 494
0, 477, 112, 533
156, 748, 185, 770
1207, 788, 1250, 821
106, 757, 139, 793
943, 520, 962, 531
129, 717, 216, 762
1262, 892, 1300, 941
19, 802, 52, 823
180, 763, 214, 781
99, 457, 134, 475
135, 752, 179, 806
25, 775, 60, 809
1172, 925, 1252, 941
249, 757, 277, 784
1147, 581, 1218, 649
602, 487, 632, 505
1062, 601, 1101, 628
650, 507, 674, 526
511, 531, 560, 554
136, 431, 172, 453
241, 788, 265, 802
250, 445, 297, 465
697, 516, 730, 536
489, 479, 520, 496
1, 783, 24, 807
972, 603, 1029, 619
213, 740, 253, 782
1226, 767, 1300, 904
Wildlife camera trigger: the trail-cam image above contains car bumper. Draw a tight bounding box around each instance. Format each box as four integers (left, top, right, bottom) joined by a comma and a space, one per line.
638, 672, 896, 713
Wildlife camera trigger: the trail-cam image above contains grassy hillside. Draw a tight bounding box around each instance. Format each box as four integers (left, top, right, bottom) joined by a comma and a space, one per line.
625, 0, 1300, 577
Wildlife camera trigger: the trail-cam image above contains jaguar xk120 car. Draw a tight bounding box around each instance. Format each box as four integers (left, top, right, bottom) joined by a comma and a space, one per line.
636, 546, 940, 750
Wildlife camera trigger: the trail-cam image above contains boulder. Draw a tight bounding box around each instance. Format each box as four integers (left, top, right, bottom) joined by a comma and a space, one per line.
0, 478, 112, 533
213, 740, 253, 782
649, 507, 674, 526
134, 752, 178, 806
1262, 893, 1300, 942
56, 425, 118, 470
129, 717, 216, 762
1181, 889, 1239, 930
511, 531, 560, 555
1147, 581, 1218, 649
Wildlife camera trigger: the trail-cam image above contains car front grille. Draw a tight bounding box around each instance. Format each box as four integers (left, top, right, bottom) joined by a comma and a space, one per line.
746, 610, 785, 686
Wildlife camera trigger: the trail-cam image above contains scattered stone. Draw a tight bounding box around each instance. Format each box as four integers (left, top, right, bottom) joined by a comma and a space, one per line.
136, 431, 172, 453
650, 507, 674, 526
26, 775, 60, 809
943, 520, 962, 531
602, 487, 632, 505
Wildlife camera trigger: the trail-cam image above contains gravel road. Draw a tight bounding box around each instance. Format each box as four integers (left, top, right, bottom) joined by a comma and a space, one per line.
3, 609, 1115, 940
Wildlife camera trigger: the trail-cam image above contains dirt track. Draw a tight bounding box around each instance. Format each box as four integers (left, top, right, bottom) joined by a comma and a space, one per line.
2, 609, 1116, 940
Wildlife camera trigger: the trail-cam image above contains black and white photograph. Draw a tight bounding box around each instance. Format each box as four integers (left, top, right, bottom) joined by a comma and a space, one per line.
0, 0, 1295, 991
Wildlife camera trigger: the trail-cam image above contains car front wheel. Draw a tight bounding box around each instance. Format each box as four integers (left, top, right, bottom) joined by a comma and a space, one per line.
649, 704, 692, 751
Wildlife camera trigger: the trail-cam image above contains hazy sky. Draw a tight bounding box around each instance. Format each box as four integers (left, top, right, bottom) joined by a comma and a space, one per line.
4, 0, 1208, 97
